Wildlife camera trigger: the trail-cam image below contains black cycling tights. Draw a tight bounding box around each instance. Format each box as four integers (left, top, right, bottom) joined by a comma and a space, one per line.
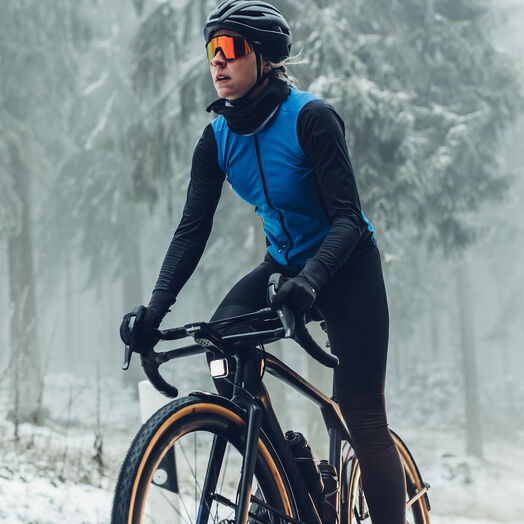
208, 245, 406, 524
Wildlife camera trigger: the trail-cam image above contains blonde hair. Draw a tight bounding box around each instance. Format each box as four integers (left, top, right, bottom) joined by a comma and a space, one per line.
266, 52, 305, 87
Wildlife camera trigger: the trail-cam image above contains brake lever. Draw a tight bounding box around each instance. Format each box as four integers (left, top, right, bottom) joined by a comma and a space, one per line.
122, 315, 136, 370
275, 302, 295, 338
268, 273, 295, 338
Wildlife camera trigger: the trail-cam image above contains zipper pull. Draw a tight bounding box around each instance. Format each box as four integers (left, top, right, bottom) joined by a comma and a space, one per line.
278, 243, 287, 254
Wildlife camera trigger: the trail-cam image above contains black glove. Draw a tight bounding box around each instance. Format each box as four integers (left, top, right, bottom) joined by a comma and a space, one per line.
119, 305, 162, 354
270, 275, 316, 317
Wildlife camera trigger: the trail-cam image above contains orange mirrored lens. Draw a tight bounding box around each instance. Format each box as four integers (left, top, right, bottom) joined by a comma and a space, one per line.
206, 36, 252, 63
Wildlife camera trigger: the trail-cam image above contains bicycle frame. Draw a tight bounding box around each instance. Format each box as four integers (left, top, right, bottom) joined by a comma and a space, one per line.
121, 294, 431, 524
254, 350, 352, 524
182, 347, 348, 524
144, 332, 351, 524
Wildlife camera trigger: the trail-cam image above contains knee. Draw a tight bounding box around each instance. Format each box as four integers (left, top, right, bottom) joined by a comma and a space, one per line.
340, 395, 395, 454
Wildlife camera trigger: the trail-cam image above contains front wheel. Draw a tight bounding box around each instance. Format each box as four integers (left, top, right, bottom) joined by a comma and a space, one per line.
343, 431, 430, 523
111, 394, 297, 524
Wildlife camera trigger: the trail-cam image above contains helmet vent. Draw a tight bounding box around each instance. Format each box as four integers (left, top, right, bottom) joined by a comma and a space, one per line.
204, 0, 292, 62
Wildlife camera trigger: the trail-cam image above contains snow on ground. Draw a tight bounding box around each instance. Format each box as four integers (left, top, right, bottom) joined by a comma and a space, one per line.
0, 476, 112, 524
0, 422, 116, 523
431, 519, 522, 524
1, 373, 524, 523
398, 427, 524, 523
0, 373, 139, 524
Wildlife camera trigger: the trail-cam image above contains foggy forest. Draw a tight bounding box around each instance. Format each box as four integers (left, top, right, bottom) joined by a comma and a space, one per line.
1, 0, 524, 522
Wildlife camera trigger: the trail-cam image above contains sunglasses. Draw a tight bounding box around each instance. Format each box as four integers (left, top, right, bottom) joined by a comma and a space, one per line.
206, 35, 254, 63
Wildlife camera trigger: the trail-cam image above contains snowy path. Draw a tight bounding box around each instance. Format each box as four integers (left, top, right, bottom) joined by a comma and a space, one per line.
1, 376, 523, 523
0, 477, 112, 524
2, 467, 524, 524
432, 519, 523, 524
2, 478, 523, 524
2, 474, 523, 524
397, 428, 524, 524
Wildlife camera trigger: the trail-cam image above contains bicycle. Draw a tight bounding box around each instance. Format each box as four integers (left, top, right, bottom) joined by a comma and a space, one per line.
112, 273, 431, 523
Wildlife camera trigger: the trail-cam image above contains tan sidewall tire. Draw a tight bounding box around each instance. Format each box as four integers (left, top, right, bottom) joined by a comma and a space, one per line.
111, 396, 296, 524
345, 436, 430, 524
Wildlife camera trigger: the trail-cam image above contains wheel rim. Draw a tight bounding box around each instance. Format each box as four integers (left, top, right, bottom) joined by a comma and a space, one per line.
347, 458, 428, 524
140, 430, 277, 523
129, 406, 293, 524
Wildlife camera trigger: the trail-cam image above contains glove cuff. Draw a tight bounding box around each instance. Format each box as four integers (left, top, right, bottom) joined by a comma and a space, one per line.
299, 256, 331, 291
295, 273, 317, 295
148, 289, 176, 320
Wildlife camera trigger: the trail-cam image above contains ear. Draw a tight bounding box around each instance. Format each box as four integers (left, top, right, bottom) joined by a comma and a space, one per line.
261, 57, 271, 73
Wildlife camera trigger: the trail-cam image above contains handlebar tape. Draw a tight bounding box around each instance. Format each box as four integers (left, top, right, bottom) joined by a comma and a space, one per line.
269, 272, 338, 368
294, 318, 339, 368
141, 353, 179, 398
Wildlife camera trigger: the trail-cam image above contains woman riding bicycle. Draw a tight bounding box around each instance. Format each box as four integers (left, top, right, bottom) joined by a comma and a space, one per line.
120, 1, 406, 522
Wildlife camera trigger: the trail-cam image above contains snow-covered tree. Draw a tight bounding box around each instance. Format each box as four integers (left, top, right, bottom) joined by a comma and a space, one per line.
0, 1, 91, 424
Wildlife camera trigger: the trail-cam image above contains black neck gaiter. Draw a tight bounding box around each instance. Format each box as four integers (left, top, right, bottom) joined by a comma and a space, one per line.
206, 77, 291, 135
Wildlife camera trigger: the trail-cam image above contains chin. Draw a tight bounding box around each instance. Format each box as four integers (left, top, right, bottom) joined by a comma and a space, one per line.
218, 88, 239, 99
216, 85, 249, 100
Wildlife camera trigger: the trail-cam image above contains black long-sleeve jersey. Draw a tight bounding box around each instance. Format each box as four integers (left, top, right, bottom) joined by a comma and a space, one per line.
149, 99, 375, 314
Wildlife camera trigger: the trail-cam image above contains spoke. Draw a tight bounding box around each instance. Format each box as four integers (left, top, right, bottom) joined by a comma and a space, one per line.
219, 443, 231, 494
194, 432, 197, 520
225, 503, 235, 522
351, 472, 370, 523
154, 486, 192, 524
174, 444, 197, 524
143, 430, 290, 524
213, 492, 299, 524
215, 442, 231, 523
359, 477, 369, 520
178, 488, 195, 524
197, 434, 228, 523
178, 438, 205, 503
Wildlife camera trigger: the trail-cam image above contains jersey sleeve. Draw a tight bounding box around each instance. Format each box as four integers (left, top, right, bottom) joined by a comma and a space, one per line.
148, 124, 225, 315
296, 99, 369, 290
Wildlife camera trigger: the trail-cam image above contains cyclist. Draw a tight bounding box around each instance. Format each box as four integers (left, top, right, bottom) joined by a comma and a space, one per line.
120, 1, 406, 522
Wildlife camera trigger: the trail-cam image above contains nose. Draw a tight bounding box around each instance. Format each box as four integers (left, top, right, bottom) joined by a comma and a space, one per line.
210, 49, 227, 67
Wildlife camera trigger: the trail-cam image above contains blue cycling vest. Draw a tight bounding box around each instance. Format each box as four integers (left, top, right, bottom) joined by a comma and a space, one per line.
211, 88, 373, 271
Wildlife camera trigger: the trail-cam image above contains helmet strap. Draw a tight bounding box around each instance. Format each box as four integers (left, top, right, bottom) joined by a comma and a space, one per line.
227, 49, 270, 107
255, 49, 263, 84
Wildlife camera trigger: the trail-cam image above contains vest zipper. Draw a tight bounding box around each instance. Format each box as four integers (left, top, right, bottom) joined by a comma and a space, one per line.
253, 135, 293, 264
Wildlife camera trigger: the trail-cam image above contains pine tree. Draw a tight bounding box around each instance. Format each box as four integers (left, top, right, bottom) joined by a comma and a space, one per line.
124, 0, 522, 449
37, 1, 150, 386
0, 1, 91, 424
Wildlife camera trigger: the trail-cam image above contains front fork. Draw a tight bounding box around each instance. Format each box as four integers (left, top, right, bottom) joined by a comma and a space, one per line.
329, 427, 342, 519
233, 346, 264, 524
235, 402, 263, 524
199, 345, 265, 524
197, 402, 263, 524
